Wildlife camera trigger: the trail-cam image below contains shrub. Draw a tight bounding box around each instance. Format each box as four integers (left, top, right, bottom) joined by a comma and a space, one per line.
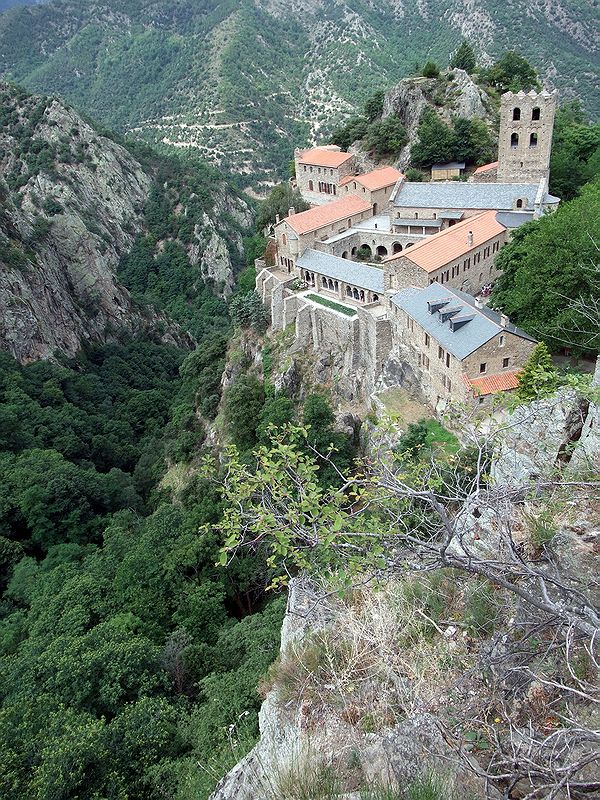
229, 291, 269, 333
405, 168, 425, 182
463, 580, 499, 636
515, 343, 558, 402
43, 197, 63, 216
422, 61, 440, 79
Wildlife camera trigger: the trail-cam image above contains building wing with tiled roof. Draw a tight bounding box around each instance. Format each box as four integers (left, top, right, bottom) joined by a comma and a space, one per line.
297, 147, 354, 168
340, 166, 403, 191
467, 370, 521, 396
384, 211, 506, 273
282, 196, 373, 236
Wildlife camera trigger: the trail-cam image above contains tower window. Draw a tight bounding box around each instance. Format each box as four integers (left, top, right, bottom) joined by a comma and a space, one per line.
532, 107, 540, 121
529, 133, 538, 148
511, 132, 519, 148
516, 199, 523, 209
512, 107, 521, 121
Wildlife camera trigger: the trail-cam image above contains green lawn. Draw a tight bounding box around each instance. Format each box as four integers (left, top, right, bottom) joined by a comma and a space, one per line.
306, 294, 357, 316
422, 418, 460, 455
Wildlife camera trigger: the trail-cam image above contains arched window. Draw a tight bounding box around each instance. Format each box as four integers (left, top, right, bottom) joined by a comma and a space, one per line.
532, 107, 540, 121
511, 132, 519, 148
393, 242, 403, 254
529, 132, 538, 148
513, 107, 521, 121
376, 245, 388, 258
308, 180, 314, 191
372, 294, 379, 302
347, 219, 352, 228
282, 234, 287, 246
351, 247, 357, 257
516, 199, 523, 209
341, 251, 348, 259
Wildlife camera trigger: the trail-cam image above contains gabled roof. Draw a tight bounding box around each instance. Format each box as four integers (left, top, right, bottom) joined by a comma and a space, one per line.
390, 283, 535, 360
297, 250, 384, 294
340, 166, 403, 191
297, 147, 354, 168
467, 370, 521, 396
280, 196, 373, 236
394, 181, 559, 211
473, 161, 499, 175
383, 210, 505, 272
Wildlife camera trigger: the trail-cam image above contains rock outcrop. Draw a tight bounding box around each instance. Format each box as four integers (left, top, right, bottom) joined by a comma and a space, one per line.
210, 579, 488, 800
382, 69, 492, 169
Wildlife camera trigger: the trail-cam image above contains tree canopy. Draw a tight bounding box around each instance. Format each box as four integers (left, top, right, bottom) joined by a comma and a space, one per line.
450, 41, 476, 73
481, 51, 540, 93
491, 179, 600, 354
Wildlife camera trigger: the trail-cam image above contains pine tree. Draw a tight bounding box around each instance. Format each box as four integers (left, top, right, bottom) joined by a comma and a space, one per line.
450, 41, 476, 73
516, 342, 558, 402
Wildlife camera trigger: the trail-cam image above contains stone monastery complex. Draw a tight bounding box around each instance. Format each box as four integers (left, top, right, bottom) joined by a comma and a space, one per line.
256, 91, 558, 409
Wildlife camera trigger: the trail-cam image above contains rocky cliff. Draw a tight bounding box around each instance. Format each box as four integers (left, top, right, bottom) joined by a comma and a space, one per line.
0, 83, 252, 363
209, 372, 600, 799
382, 69, 493, 169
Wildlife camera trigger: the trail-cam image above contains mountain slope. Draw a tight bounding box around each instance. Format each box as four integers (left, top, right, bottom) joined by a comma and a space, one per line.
0, 82, 252, 362
0, 0, 597, 187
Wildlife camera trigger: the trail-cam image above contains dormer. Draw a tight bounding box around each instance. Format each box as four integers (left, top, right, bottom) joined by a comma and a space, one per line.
449, 314, 475, 331
427, 298, 452, 314
439, 306, 463, 323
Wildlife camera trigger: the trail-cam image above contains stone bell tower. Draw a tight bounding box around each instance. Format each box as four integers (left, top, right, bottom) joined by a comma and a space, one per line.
496, 90, 556, 183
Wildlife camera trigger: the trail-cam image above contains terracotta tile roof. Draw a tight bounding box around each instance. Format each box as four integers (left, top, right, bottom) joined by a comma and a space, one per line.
383, 210, 506, 273
473, 161, 499, 175
280, 196, 373, 235
340, 166, 403, 190
468, 370, 522, 396
297, 147, 354, 168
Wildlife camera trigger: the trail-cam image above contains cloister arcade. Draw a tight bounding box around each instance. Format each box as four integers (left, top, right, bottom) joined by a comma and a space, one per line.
301, 269, 380, 305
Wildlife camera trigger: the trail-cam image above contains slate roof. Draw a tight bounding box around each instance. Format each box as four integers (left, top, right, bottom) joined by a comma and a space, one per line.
390, 283, 535, 360
495, 211, 535, 229
384, 211, 505, 272
297, 147, 354, 168
432, 162, 465, 170
394, 218, 442, 228
281, 196, 373, 235
340, 166, 403, 190
394, 181, 559, 211
297, 250, 385, 294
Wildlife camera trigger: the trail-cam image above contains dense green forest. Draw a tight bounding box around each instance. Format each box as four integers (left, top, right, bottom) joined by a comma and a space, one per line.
0, 333, 287, 799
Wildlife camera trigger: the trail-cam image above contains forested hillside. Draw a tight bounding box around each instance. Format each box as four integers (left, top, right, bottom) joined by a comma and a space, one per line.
0, 82, 252, 361
0, 79, 293, 799
0, 0, 597, 186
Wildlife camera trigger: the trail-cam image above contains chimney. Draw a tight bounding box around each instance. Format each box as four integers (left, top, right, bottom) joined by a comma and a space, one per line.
500, 313, 509, 327
467, 231, 474, 247
275, 214, 280, 224
288, 207, 295, 216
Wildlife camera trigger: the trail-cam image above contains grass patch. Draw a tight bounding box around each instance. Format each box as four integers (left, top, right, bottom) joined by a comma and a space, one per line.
306, 294, 357, 316
421, 419, 460, 455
